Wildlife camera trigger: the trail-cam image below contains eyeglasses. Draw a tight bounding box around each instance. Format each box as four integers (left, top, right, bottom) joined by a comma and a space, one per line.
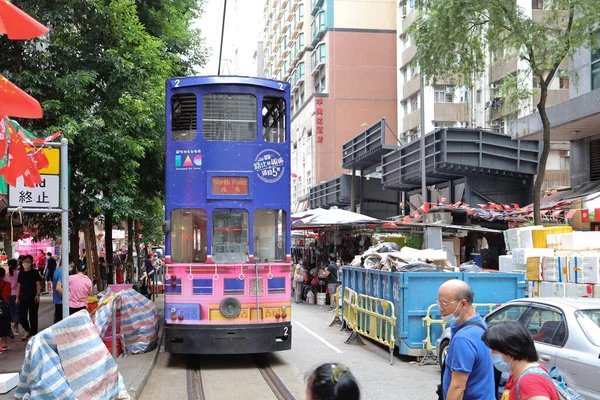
436, 300, 459, 308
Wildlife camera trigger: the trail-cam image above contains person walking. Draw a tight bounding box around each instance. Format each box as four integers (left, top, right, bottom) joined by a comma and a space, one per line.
52, 262, 64, 323
16, 255, 41, 341
306, 363, 360, 400
5, 259, 20, 336
44, 253, 56, 293
99, 257, 108, 291
0, 268, 12, 352
437, 279, 495, 400
482, 321, 559, 400
323, 254, 340, 312
293, 262, 307, 303
66, 263, 92, 315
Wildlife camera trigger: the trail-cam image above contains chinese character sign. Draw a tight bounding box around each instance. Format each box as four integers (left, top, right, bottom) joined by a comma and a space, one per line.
315, 98, 324, 144
253, 149, 285, 183
9, 175, 60, 208
212, 177, 249, 195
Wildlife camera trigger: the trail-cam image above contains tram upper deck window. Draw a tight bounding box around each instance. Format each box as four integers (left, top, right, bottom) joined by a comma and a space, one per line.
171, 94, 198, 141
262, 97, 286, 143
254, 209, 287, 262
212, 209, 249, 263
202, 94, 257, 141
170, 209, 207, 263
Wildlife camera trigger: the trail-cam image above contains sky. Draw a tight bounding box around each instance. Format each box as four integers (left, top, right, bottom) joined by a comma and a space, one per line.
195, 0, 264, 76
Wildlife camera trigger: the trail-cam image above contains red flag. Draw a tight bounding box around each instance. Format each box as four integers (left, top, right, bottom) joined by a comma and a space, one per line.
477, 204, 488, 210
0, 117, 6, 159
512, 203, 521, 210
0, 74, 43, 118
502, 204, 512, 211
0, 0, 49, 40
411, 211, 422, 221
32, 149, 49, 170
403, 216, 411, 223
0, 123, 30, 186
452, 202, 462, 208
566, 210, 577, 219
595, 208, 600, 222
552, 210, 563, 218
419, 202, 430, 213
22, 156, 42, 188
581, 209, 590, 222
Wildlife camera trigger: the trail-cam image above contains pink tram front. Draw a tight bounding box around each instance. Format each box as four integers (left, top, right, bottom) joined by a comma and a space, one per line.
163, 76, 292, 354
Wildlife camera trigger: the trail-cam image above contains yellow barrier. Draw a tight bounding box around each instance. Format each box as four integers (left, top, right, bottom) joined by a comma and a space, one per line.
355, 294, 397, 365
342, 287, 358, 330
329, 285, 344, 327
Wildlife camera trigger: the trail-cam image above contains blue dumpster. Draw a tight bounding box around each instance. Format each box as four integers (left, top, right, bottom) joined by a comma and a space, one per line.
341, 266, 526, 356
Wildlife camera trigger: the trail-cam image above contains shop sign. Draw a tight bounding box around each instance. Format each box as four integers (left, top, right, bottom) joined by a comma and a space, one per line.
315, 97, 324, 144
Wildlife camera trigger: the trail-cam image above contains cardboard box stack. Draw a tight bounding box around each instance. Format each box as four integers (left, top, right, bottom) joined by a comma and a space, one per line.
503, 225, 600, 299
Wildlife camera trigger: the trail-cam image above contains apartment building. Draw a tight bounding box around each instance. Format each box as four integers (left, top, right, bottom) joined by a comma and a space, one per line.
262, 0, 398, 212
397, 0, 571, 191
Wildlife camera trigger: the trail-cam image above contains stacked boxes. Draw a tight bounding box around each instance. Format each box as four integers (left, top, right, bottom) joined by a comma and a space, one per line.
504, 226, 600, 299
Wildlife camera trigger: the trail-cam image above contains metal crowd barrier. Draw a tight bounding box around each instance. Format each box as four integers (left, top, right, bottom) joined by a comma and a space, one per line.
341, 287, 358, 330
329, 285, 343, 327
355, 294, 397, 365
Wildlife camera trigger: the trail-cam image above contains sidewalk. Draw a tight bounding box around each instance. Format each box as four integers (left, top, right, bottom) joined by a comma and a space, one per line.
0, 294, 164, 399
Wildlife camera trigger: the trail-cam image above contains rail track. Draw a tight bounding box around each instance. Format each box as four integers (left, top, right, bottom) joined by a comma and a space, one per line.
186, 354, 295, 400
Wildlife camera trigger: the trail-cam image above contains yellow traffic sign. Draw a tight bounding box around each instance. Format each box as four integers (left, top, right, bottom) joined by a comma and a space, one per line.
39, 148, 60, 175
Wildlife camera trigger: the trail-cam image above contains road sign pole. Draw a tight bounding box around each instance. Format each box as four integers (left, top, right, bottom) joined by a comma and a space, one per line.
61, 138, 69, 319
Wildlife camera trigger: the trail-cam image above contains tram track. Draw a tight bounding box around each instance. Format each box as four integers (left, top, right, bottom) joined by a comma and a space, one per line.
186, 354, 295, 400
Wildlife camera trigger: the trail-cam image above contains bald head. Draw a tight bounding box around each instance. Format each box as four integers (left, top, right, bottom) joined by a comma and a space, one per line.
438, 279, 474, 305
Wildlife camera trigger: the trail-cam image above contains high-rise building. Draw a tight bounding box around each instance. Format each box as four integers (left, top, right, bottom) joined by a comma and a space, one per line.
263, 0, 398, 212
397, 0, 571, 192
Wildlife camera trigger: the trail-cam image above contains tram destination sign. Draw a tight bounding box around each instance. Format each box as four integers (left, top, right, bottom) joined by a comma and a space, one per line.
212, 176, 249, 195
9, 174, 60, 208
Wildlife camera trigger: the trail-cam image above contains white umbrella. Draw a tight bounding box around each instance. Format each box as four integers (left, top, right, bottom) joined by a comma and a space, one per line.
292, 207, 380, 229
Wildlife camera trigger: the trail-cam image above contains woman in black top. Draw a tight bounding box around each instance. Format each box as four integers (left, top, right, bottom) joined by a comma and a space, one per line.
16, 255, 41, 341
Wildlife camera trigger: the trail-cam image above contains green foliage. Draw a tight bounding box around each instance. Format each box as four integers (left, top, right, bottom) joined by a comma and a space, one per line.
410, 0, 600, 223
0, 0, 206, 243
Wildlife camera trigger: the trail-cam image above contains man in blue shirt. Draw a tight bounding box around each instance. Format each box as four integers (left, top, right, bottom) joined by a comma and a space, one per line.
52, 265, 63, 323
438, 279, 495, 400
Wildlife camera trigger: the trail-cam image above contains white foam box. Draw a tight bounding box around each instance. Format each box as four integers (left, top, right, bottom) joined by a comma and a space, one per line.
0, 373, 19, 394
560, 232, 600, 251
541, 256, 569, 282
512, 248, 555, 267
569, 255, 600, 284
565, 283, 595, 298
539, 281, 565, 297
528, 281, 541, 297
594, 285, 600, 298
504, 228, 523, 251
546, 234, 562, 250
499, 255, 516, 273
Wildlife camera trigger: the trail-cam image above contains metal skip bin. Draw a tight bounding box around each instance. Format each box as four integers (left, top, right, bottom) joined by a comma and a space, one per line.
341, 266, 526, 357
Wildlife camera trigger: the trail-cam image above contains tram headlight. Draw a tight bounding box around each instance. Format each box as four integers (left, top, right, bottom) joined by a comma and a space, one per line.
219, 297, 242, 319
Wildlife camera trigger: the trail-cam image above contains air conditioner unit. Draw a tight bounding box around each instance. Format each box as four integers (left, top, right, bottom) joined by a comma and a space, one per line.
489, 83, 497, 89
565, 150, 570, 158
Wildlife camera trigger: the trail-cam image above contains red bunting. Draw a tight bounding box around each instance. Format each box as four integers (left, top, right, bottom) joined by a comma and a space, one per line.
32, 149, 49, 170
0, 118, 6, 159
477, 204, 488, 210
452, 202, 462, 208
565, 210, 577, 219
23, 155, 42, 187
552, 210, 563, 218
581, 209, 590, 222
411, 211, 422, 221
502, 204, 512, 211
0, 122, 30, 186
512, 203, 521, 210
419, 202, 430, 213
403, 216, 412, 224
440, 197, 447, 204
595, 209, 600, 222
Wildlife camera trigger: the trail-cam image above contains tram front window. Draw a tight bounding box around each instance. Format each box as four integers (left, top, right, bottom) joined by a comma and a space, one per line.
202, 94, 257, 141
262, 96, 286, 143
170, 209, 207, 263
212, 210, 249, 263
254, 209, 287, 262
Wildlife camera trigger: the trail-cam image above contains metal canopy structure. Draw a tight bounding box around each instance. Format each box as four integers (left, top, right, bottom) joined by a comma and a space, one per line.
342, 118, 399, 170
309, 175, 351, 209
382, 128, 540, 190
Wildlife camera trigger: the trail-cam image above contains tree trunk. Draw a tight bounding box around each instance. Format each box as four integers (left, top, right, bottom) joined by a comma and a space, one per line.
105, 212, 114, 264
127, 217, 134, 280
534, 85, 551, 226
87, 219, 101, 291
133, 221, 142, 275
69, 228, 79, 265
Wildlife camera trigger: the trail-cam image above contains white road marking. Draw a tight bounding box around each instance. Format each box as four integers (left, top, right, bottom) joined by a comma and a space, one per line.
293, 320, 344, 354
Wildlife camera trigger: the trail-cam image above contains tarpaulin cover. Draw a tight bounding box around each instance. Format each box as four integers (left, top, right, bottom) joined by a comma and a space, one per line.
14, 311, 129, 400
94, 289, 158, 354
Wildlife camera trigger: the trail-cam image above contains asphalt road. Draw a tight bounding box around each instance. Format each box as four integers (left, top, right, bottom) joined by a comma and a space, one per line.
140, 302, 440, 400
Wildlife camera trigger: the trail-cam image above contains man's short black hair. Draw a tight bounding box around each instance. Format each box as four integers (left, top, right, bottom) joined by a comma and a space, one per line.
328, 253, 336, 261
482, 321, 539, 362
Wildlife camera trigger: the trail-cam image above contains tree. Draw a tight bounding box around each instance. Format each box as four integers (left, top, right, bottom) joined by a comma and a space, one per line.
410, 0, 600, 224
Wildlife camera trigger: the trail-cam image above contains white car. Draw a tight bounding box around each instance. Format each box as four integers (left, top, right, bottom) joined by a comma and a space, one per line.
436, 297, 600, 400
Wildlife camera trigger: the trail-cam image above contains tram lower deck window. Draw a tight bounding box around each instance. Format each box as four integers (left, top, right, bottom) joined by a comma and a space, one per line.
254, 209, 287, 262
202, 94, 257, 141
262, 96, 286, 143
212, 210, 249, 263
170, 209, 207, 263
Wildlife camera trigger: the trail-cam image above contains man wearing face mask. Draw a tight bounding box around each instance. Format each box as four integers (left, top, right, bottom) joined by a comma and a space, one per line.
16, 255, 42, 341
438, 279, 495, 400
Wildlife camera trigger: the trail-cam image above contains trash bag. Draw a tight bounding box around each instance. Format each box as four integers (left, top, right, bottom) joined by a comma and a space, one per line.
377, 242, 402, 253
363, 254, 382, 269
459, 261, 484, 273
397, 262, 441, 272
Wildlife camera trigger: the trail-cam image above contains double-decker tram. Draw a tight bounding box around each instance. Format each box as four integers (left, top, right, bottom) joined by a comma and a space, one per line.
163, 76, 292, 354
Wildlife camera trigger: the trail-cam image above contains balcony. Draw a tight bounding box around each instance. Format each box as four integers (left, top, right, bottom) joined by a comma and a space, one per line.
433, 102, 468, 122
291, 0, 300, 11
401, 74, 420, 101
403, 109, 421, 132
490, 57, 517, 83
282, 0, 289, 8
311, 0, 324, 16
401, 44, 416, 67
402, 8, 417, 32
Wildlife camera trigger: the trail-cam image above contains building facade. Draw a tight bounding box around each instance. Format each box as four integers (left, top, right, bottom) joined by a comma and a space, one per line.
262, 0, 398, 212
397, 0, 571, 192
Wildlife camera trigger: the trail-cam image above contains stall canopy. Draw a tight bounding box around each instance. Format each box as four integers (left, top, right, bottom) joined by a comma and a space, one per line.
291, 207, 380, 230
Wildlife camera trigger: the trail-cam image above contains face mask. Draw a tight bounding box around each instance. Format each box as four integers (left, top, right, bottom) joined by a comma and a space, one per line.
441, 302, 463, 325
491, 354, 511, 372
23, 263, 32, 269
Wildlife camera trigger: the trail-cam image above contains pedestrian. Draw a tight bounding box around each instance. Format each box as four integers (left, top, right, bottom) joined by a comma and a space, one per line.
0, 268, 12, 352
45, 255, 57, 294
306, 363, 360, 400
66, 263, 92, 315
16, 254, 41, 341
99, 257, 108, 291
6, 259, 20, 336
69, 258, 78, 275
323, 254, 340, 311
293, 262, 307, 303
144, 253, 155, 291
437, 279, 495, 400
482, 321, 559, 400
52, 262, 64, 323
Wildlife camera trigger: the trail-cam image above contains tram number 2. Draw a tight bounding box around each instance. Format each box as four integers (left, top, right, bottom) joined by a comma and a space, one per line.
278, 82, 284, 90
174, 79, 181, 88
283, 327, 289, 337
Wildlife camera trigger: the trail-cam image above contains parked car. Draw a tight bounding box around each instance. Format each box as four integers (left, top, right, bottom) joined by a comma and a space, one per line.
436, 297, 600, 400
